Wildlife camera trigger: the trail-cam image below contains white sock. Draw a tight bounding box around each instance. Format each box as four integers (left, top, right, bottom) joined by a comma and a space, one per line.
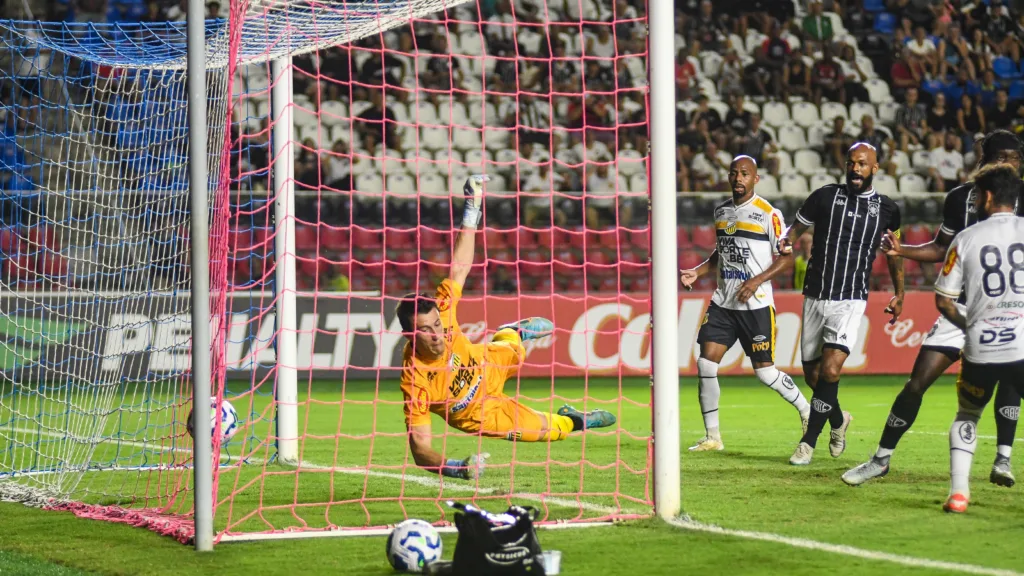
997, 445, 1012, 459
950, 417, 978, 498
875, 446, 894, 460
755, 366, 810, 414
697, 357, 721, 438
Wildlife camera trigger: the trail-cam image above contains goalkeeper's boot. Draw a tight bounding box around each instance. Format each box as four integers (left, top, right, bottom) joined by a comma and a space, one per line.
990, 455, 1015, 488
829, 411, 853, 458
499, 317, 554, 341
688, 435, 724, 452
841, 456, 890, 486
790, 442, 814, 466
557, 404, 617, 430
943, 493, 969, 514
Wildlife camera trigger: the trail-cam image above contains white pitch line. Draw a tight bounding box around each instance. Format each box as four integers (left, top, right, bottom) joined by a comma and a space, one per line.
668, 517, 1024, 576
2, 426, 646, 517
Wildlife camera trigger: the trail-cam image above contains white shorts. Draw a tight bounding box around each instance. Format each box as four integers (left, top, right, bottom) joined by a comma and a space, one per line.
921, 304, 967, 352
801, 297, 868, 362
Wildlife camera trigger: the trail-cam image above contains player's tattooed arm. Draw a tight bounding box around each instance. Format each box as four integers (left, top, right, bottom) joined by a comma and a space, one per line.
935, 294, 967, 331
680, 250, 719, 291
880, 227, 953, 263
884, 250, 905, 323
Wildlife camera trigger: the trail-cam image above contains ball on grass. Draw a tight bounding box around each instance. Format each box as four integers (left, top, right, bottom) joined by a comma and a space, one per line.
386, 519, 442, 573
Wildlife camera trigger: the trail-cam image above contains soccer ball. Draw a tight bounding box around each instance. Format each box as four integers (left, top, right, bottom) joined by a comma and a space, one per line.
186, 398, 239, 443
386, 519, 442, 573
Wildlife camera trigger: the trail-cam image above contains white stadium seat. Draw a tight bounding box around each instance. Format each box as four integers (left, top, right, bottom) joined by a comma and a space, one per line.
778, 125, 808, 152
774, 150, 794, 174
762, 101, 791, 128
708, 100, 729, 119
495, 148, 518, 166
809, 173, 838, 190
780, 173, 810, 196
355, 173, 384, 195
899, 173, 927, 194
874, 173, 898, 195
452, 126, 483, 151
416, 101, 439, 126
757, 174, 779, 195
700, 51, 723, 77
484, 127, 511, 149
617, 149, 646, 176
878, 101, 900, 125
319, 100, 348, 126
420, 126, 448, 151
794, 149, 824, 176
865, 78, 892, 104
791, 102, 820, 128
911, 150, 932, 174
629, 172, 648, 193
418, 173, 448, 197
806, 122, 828, 150
889, 150, 912, 176
820, 101, 848, 124
387, 172, 416, 197
463, 148, 488, 171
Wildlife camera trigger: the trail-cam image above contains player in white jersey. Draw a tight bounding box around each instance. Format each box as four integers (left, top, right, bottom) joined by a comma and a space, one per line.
680, 156, 811, 452
933, 164, 1024, 514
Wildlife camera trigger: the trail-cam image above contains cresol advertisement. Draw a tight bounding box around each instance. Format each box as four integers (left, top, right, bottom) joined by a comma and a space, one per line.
0, 291, 947, 381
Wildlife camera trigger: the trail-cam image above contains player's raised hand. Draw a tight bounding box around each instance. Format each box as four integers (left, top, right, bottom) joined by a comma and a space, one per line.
880, 229, 902, 256
460, 175, 489, 229
459, 452, 489, 480
680, 268, 698, 291
736, 277, 761, 303
884, 295, 903, 324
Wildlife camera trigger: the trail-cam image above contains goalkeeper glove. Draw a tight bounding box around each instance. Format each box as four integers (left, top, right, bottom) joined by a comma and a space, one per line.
443, 453, 490, 480
461, 174, 489, 229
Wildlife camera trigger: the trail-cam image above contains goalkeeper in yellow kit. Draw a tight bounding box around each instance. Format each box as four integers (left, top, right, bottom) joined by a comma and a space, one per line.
396, 176, 617, 480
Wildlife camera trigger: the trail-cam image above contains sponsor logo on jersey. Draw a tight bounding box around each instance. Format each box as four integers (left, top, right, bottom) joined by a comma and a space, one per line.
751, 340, 771, 352
721, 269, 750, 280
771, 212, 782, 239
437, 295, 451, 312
999, 406, 1020, 421
449, 377, 481, 413
835, 196, 847, 206
942, 246, 958, 276
753, 334, 767, 342
750, 212, 765, 224
886, 413, 908, 428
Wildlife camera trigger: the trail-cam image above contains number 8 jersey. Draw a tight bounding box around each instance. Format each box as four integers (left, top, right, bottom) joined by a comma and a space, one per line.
934, 213, 1024, 363
711, 195, 786, 311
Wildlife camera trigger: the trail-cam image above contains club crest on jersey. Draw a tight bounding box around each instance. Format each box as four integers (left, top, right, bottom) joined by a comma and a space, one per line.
868, 201, 880, 216
725, 221, 738, 235
437, 295, 451, 312
942, 246, 959, 276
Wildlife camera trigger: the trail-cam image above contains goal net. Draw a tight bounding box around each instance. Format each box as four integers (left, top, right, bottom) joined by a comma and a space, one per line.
0, 0, 654, 543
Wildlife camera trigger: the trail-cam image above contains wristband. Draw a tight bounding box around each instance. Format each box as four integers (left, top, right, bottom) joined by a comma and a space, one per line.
441, 458, 465, 479
462, 203, 481, 229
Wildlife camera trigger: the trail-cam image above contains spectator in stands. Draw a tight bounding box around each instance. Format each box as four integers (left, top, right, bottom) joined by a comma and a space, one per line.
678, 116, 712, 177
523, 163, 568, 227
718, 50, 745, 100
725, 94, 752, 139
140, 1, 166, 23
810, 43, 845, 106
583, 164, 628, 227
518, 94, 552, 147
893, 0, 938, 30
977, 69, 999, 108
296, 138, 322, 190
986, 88, 1021, 134
857, 115, 898, 176
824, 116, 853, 172
969, 28, 995, 77
895, 86, 928, 152
925, 91, 953, 150
552, 42, 581, 93
735, 113, 780, 177
938, 24, 974, 80
685, 0, 726, 53
587, 24, 617, 61
166, 0, 186, 21
956, 92, 985, 151
783, 49, 812, 103
323, 140, 352, 191
355, 91, 398, 151
420, 35, 463, 91
676, 49, 699, 100
928, 131, 965, 192
584, 60, 615, 91
690, 141, 731, 191
802, 0, 834, 43
747, 20, 789, 98
905, 25, 939, 77
982, 0, 1019, 62
837, 43, 870, 103
690, 94, 724, 135
486, 0, 517, 55
890, 47, 924, 100
358, 37, 405, 89
574, 131, 613, 165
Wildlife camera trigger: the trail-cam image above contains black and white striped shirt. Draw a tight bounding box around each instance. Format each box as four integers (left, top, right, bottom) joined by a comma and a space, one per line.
796, 184, 902, 301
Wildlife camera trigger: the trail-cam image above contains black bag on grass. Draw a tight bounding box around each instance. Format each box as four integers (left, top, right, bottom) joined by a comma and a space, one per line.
447, 501, 546, 576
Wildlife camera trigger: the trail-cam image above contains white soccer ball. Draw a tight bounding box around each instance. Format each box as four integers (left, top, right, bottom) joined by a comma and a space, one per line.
386, 519, 443, 573
186, 398, 239, 443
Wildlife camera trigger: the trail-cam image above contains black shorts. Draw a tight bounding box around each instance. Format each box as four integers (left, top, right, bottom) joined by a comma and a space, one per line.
696, 303, 776, 364
957, 359, 1024, 409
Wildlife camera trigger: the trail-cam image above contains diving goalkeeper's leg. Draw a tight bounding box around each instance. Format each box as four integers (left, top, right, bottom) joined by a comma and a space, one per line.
498, 317, 554, 341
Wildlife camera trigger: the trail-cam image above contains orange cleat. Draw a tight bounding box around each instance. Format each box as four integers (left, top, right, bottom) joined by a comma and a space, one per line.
943, 493, 969, 514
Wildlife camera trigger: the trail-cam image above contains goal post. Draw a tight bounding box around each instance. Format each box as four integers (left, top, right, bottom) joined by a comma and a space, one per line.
0, 0, 681, 546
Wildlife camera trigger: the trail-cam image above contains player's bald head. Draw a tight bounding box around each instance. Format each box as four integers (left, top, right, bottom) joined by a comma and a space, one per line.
847, 142, 878, 165
730, 155, 758, 173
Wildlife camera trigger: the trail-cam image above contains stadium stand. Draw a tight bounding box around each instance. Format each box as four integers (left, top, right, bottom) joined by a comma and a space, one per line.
1, 0, 1023, 294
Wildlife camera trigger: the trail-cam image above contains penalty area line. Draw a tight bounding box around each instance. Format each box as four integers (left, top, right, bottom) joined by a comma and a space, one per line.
667, 517, 1023, 576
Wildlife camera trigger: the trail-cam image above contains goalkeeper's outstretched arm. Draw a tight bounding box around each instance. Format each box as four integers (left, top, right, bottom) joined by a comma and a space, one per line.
409, 422, 487, 480
450, 175, 487, 288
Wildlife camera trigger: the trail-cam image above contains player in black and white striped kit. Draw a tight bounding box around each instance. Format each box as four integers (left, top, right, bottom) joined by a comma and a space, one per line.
843, 130, 1023, 487
758, 143, 905, 465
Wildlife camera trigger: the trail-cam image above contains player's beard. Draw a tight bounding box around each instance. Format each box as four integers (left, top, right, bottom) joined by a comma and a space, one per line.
846, 171, 873, 194
731, 183, 750, 203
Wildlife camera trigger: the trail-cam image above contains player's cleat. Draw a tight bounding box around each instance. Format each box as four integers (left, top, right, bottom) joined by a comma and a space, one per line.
990, 455, 1015, 488
790, 442, 814, 465
688, 436, 724, 452
800, 408, 810, 437
499, 317, 554, 341
841, 456, 890, 486
829, 411, 852, 458
557, 404, 617, 430
943, 493, 969, 514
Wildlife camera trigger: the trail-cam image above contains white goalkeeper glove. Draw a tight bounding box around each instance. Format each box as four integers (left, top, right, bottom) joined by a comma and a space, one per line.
443, 452, 490, 480
461, 174, 489, 229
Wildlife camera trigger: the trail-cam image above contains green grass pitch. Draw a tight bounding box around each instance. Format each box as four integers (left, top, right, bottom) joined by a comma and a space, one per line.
2, 375, 1023, 575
